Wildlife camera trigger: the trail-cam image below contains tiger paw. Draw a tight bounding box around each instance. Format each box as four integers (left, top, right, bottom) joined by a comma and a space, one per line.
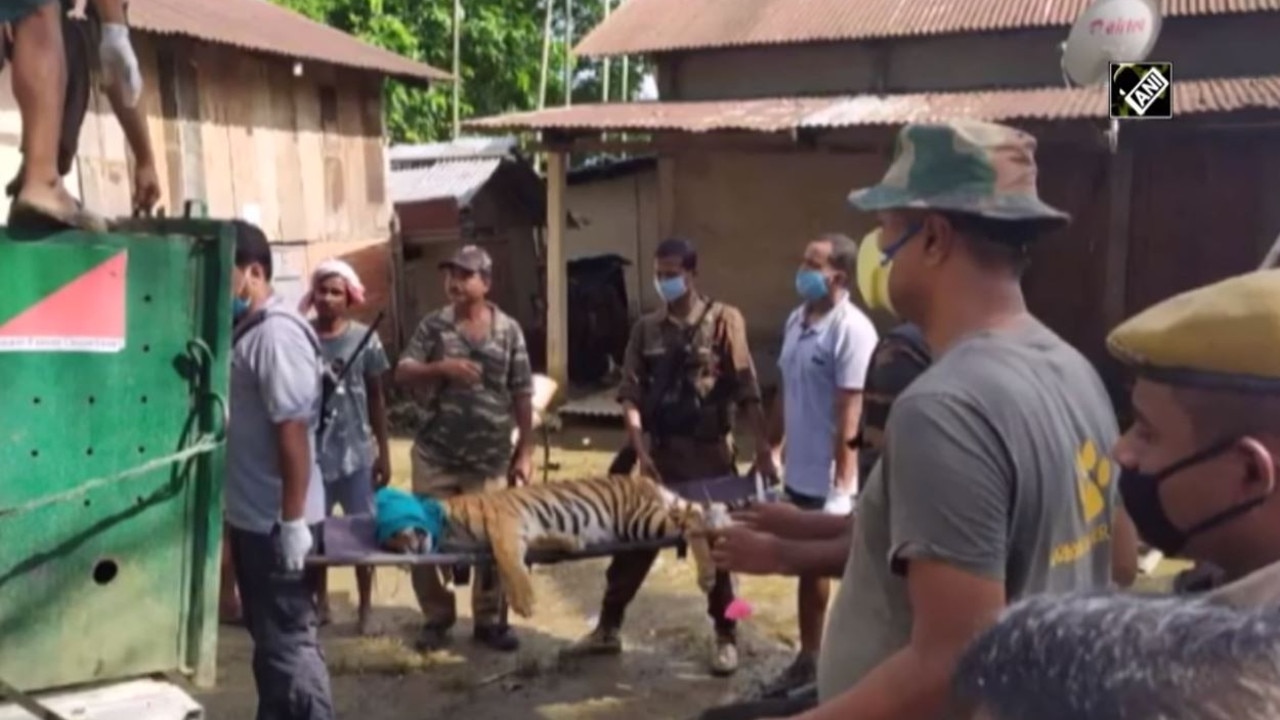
509, 594, 536, 619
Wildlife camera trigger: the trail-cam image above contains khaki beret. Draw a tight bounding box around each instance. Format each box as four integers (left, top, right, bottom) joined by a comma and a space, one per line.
1107, 269, 1280, 389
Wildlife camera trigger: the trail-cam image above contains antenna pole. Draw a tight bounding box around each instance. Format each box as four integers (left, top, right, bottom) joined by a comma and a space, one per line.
601, 0, 611, 101
564, 0, 574, 107
538, 0, 553, 110
452, 0, 463, 139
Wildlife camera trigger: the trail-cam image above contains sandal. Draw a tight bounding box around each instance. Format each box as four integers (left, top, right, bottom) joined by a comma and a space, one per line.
9, 196, 107, 234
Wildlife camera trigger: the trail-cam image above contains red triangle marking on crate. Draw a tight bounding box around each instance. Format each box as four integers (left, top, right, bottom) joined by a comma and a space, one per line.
0, 251, 127, 341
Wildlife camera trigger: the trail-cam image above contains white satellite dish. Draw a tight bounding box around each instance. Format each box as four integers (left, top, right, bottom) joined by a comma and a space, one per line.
1061, 0, 1163, 87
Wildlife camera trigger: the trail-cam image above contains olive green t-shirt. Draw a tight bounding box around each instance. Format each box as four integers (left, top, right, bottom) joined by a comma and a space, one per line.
818, 319, 1120, 705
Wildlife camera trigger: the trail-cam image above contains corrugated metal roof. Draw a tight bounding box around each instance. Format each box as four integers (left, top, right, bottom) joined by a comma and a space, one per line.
575, 0, 1280, 57
390, 159, 504, 205
467, 97, 839, 133
389, 137, 518, 166
130, 0, 450, 84
465, 76, 1280, 133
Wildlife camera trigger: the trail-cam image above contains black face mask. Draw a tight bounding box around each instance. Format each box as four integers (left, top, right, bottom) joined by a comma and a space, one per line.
1119, 437, 1272, 556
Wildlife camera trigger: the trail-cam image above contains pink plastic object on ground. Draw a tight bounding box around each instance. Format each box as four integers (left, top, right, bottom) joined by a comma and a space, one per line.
725, 598, 754, 621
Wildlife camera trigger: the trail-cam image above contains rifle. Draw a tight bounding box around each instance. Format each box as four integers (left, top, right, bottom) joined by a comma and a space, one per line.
317, 311, 386, 446
642, 300, 717, 438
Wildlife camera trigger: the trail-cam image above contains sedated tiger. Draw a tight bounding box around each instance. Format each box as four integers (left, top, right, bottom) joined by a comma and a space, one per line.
377, 473, 738, 619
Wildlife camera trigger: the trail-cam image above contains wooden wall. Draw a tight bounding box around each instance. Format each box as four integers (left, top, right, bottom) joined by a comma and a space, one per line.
6, 31, 403, 348
68, 33, 393, 243
654, 117, 1280, 397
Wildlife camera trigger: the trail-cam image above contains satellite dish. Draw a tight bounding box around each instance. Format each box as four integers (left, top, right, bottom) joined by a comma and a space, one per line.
1061, 0, 1163, 87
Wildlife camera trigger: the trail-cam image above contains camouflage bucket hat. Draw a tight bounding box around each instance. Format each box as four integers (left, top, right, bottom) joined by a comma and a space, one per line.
848, 120, 1070, 226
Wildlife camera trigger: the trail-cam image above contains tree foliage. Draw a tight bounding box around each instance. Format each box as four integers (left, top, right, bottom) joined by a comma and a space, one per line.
275, 0, 647, 143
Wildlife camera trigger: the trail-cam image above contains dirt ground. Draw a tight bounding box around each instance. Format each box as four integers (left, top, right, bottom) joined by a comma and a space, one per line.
197, 427, 801, 720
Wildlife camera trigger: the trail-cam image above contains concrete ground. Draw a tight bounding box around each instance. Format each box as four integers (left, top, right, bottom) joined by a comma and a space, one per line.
197, 428, 801, 720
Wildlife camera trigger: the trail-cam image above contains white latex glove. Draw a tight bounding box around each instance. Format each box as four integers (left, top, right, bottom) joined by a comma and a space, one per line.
99, 23, 143, 108
823, 487, 856, 516
278, 518, 314, 573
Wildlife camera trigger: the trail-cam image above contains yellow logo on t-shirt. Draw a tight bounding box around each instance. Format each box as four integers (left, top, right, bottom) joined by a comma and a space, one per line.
1076, 439, 1113, 524
1050, 439, 1114, 568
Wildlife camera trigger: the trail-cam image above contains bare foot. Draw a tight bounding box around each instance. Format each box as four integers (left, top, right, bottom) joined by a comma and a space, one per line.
12, 181, 107, 233
357, 605, 373, 636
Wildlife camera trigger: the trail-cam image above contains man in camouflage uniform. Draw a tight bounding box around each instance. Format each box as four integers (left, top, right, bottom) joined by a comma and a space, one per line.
1107, 269, 1280, 607
568, 237, 776, 676
394, 245, 534, 653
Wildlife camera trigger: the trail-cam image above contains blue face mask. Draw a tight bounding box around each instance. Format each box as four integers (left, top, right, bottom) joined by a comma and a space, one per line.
654, 275, 688, 303
795, 269, 829, 303
232, 296, 251, 323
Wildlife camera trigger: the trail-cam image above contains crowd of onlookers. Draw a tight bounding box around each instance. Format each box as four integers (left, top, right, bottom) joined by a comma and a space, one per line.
216, 118, 1280, 720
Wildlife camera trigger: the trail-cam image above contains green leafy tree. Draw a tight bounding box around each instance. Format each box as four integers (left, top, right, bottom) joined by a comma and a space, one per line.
274, 0, 646, 143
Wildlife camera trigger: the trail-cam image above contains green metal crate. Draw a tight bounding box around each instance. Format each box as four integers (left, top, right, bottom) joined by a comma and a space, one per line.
0, 220, 232, 693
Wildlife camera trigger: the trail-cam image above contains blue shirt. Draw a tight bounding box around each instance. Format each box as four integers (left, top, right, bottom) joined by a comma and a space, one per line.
778, 296, 879, 498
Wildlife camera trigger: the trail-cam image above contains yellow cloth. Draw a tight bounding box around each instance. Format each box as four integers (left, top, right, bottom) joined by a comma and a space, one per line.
856, 228, 893, 313
1107, 269, 1280, 384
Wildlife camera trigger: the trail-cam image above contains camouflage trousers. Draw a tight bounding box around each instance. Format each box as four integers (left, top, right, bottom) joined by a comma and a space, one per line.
409, 451, 508, 630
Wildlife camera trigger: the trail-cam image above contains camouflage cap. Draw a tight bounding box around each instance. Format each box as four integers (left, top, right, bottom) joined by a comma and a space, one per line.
848, 120, 1070, 226
438, 244, 493, 275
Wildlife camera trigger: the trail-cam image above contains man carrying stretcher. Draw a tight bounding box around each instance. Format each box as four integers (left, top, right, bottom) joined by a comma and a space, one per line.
565, 237, 777, 677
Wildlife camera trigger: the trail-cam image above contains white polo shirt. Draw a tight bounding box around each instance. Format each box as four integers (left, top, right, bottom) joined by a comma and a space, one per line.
778, 296, 878, 499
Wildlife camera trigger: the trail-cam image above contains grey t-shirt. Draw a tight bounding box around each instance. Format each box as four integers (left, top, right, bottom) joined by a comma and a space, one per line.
225, 295, 327, 534
317, 321, 391, 481
818, 318, 1119, 704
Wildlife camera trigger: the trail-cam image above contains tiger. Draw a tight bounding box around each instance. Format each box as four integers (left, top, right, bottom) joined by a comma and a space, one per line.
378, 473, 736, 619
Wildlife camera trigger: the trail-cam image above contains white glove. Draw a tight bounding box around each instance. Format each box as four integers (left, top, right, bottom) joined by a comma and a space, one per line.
823, 487, 856, 516
99, 23, 143, 108
278, 518, 314, 573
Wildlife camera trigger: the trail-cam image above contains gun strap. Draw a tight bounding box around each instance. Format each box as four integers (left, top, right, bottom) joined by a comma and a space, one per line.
645, 299, 718, 440
317, 311, 386, 444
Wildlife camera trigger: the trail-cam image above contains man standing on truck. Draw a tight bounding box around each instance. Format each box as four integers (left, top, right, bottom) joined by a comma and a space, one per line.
566, 237, 776, 677
226, 220, 333, 720
2, 0, 157, 218
0, 0, 145, 230
395, 244, 535, 654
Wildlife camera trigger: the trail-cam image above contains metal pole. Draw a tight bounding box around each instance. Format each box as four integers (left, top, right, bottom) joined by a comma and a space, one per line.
538, 0, 553, 110
564, 0, 574, 106
621, 55, 630, 101
452, 0, 462, 138
600, 0, 611, 102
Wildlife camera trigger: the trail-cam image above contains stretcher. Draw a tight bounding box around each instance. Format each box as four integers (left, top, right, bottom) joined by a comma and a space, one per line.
308, 472, 771, 568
